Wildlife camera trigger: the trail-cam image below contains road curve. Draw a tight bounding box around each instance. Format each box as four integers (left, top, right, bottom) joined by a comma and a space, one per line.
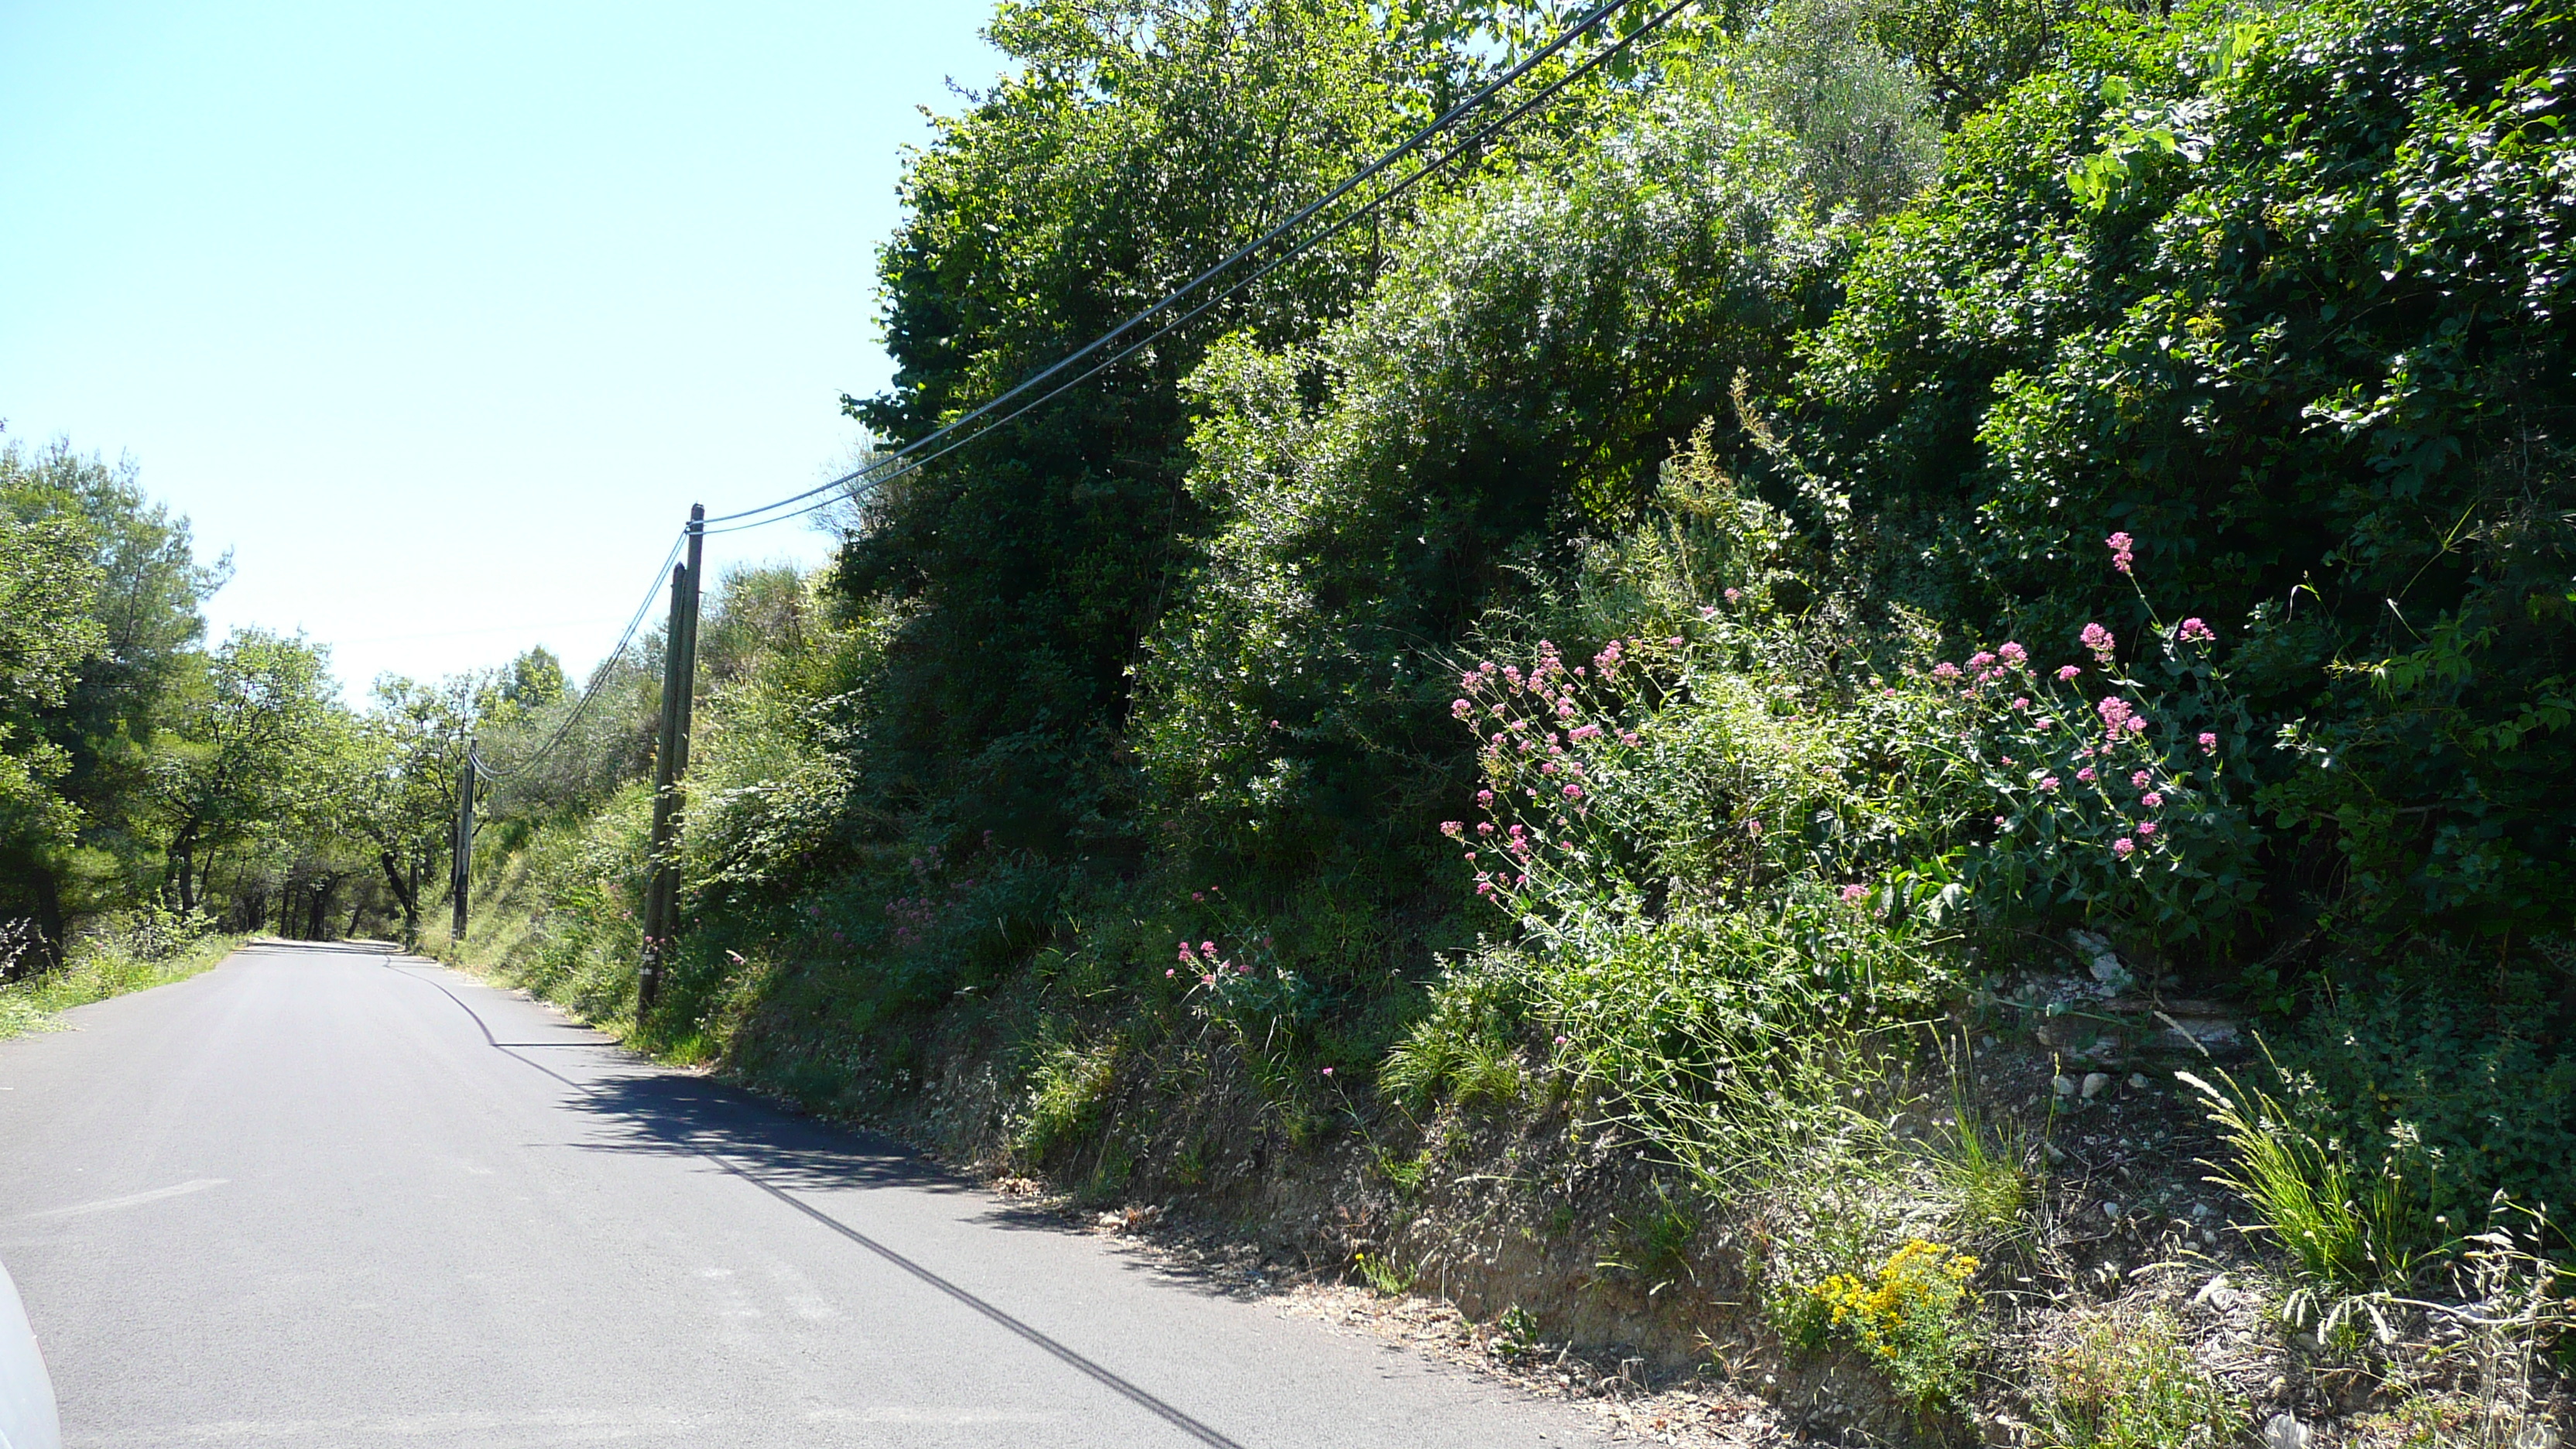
0, 940, 1600, 1448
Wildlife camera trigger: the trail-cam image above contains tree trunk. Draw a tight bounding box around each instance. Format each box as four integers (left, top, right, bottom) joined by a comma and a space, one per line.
27, 864, 65, 971
305, 876, 335, 941
377, 850, 419, 940
173, 833, 197, 913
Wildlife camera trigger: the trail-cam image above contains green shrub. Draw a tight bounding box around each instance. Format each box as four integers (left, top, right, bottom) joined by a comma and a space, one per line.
2267, 964, 2576, 1238
1802, 1238, 1985, 1413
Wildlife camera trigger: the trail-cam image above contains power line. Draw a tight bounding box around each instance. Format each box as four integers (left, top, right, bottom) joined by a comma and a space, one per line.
702, 0, 1669, 534
703, 0, 1700, 539
472, 526, 687, 783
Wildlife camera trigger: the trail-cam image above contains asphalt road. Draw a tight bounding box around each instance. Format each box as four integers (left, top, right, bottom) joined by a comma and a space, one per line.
0, 940, 1604, 1448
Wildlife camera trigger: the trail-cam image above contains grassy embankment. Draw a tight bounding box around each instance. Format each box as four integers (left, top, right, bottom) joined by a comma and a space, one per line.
0, 930, 245, 1041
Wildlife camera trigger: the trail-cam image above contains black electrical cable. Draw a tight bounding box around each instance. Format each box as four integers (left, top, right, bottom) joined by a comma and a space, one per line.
471, 526, 687, 782
702, 0, 1699, 539
701, 0, 1662, 532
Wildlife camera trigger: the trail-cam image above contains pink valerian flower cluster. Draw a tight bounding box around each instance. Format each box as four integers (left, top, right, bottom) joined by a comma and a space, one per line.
2179, 617, 2217, 644
1445, 633, 1688, 906
2081, 622, 2118, 663
1173, 935, 1282, 997
2106, 532, 2136, 575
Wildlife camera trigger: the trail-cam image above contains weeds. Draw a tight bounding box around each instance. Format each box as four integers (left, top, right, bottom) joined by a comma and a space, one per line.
1601, 1186, 1701, 1295
1015, 1036, 1121, 1156
2030, 1304, 2243, 1449
1355, 1250, 1414, 1297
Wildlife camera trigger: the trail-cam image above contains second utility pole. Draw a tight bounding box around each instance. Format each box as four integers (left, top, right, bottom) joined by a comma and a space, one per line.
640, 505, 704, 1010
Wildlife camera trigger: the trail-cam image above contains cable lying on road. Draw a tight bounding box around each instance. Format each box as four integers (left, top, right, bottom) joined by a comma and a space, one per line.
375, 959, 1249, 1449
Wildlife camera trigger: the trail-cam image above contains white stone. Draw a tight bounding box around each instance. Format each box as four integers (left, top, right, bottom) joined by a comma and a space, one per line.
2053, 1074, 2078, 1097
2264, 1413, 2312, 1449
2081, 1072, 2111, 1099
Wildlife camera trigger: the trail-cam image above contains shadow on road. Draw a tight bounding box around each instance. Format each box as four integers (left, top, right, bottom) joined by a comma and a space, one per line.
374, 954, 1252, 1449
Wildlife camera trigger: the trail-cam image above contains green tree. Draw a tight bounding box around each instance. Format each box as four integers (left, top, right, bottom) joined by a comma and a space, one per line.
0, 502, 105, 956
0, 438, 227, 951
141, 630, 347, 914
836, 0, 1451, 848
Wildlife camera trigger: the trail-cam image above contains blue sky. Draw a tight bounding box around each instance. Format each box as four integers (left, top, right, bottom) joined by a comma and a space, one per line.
0, 0, 999, 697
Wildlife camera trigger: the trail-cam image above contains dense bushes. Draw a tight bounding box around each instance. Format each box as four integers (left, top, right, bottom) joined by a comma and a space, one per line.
1793, 0, 2576, 963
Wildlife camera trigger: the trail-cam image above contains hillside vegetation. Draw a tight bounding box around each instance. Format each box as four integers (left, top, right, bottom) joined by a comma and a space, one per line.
425, 0, 2571, 1440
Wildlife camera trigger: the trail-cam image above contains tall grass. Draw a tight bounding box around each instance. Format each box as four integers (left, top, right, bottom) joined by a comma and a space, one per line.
2178, 1064, 2437, 1291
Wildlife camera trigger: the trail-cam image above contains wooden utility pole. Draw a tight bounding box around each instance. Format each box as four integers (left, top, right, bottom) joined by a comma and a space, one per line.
640, 505, 704, 1009
451, 739, 476, 944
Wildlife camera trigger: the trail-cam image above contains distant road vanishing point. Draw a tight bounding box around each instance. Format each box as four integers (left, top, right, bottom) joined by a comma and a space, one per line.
0, 940, 1599, 1448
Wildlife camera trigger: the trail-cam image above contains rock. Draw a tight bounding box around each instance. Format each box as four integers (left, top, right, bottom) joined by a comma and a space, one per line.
2102, 1201, 2121, 1219
2053, 1074, 2078, 1097
2128, 1074, 2151, 1091
2081, 1072, 2111, 1099
2263, 1413, 2311, 1449
2513, 1423, 2561, 1449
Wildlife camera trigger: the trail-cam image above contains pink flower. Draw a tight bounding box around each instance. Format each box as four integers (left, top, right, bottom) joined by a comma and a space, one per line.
2078, 766, 2098, 783
2081, 622, 2116, 659
1968, 651, 1998, 671
2198, 731, 2218, 752
1476, 821, 1495, 836
1619, 731, 1640, 747
1201, 941, 1218, 957
1192, 891, 1205, 902
1994, 814, 2008, 826
2112, 836, 2136, 856
2036, 717, 2056, 731
2106, 531, 2136, 575
1562, 783, 1584, 800
1476, 789, 1495, 807
1999, 642, 2029, 667
1932, 661, 1961, 681
2131, 770, 2153, 790
1698, 605, 1718, 619
2011, 697, 2030, 711
1540, 762, 1558, 776
1553, 1034, 1570, 1046
1725, 587, 1742, 603
2041, 776, 2061, 792
1515, 873, 1528, 887
2057, 665, 2082, 682
2136, 820, 2158, 836
1841, 884, 1869, 902
1440, 821, 1464, 838
1201, 973, 1216, 985
2126, 717, 2146, 733
1746, 819, 1762, 835
2097, 696, 2134, 734
1667, 635, 1685, 647
1166, 968, 1176, 978
1451, 698, 1472, 719
2140, 792, 2163, 808
1321, 1067, 1334, 1077
2179, 617, 2216, 643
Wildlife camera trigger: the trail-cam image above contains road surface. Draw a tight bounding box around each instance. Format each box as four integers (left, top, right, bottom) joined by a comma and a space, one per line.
0, 940, 1602, 1447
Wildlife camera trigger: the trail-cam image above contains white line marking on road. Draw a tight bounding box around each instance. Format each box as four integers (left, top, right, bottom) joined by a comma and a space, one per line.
24, 1177, 228, 1219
